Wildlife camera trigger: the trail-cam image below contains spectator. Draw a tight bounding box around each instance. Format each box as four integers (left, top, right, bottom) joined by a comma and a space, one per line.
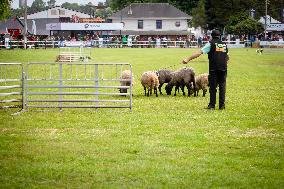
197, 36, 203, 48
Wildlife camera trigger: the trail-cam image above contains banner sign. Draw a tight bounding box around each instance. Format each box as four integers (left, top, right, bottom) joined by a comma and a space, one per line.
266, 24, 284, 31
46, 23, 61, 30
46, 23, 123, 31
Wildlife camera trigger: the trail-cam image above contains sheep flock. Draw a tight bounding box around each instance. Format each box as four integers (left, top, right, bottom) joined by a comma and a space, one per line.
120, 67, 209, 98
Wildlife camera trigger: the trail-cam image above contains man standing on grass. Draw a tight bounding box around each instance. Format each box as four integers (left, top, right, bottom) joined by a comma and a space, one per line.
181, 29, 228, 110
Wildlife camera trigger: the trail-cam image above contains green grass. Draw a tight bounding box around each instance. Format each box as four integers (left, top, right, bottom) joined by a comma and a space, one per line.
0, 48, 284, 188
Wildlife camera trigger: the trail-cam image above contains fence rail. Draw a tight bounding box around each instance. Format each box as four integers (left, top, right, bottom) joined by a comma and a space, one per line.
0, 62, 133, 111
0, 63, 24, 109
2, 39, 281, 49
25, 62, 133, 110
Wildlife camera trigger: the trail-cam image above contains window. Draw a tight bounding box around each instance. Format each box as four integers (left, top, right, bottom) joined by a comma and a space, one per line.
138, 20, 143, 29
51, 10, 57, 15
175, 21, 181, 27
59, 10, 65, 15
156, 20, 162, 29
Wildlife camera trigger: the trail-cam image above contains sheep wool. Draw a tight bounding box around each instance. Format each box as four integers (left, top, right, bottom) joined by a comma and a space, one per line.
141, 71, 160, 97
119, 70, 134, 94
165, 67, 196, 96
195, 73, 209, 97
157, 69, 174, 95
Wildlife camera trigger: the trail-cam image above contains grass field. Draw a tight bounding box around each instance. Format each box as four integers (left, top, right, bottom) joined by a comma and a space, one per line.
0, 48, 284, 188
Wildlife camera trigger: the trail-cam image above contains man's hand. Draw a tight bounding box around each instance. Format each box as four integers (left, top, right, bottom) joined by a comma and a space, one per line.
181, 59, 188, 64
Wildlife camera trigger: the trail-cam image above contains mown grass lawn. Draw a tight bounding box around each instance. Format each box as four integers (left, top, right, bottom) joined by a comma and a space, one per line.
0, 47, 283, 188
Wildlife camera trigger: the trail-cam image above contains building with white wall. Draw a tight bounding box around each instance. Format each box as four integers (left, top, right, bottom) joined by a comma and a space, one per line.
108, 3, 191, 36
0, 6, 92, 36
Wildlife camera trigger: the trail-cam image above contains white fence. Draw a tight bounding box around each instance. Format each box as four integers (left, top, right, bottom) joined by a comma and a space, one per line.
1, 39, 283, 49
0, 63, 24, 109
1, 39, 278, 49
25, 62, 133, 110
0, 62, 133, 111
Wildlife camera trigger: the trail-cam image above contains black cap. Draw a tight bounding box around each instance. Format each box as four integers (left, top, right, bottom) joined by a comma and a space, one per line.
211, 30, 221, 38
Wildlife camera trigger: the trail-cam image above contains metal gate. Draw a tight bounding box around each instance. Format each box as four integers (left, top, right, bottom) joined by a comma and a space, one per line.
25, 62, 133, 110
0, 63, 24, 109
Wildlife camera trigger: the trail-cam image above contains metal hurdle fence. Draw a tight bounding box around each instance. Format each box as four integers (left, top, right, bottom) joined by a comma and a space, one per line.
25, 62, 133, 110
57, 47, 92, 62
0, 63, 24, 109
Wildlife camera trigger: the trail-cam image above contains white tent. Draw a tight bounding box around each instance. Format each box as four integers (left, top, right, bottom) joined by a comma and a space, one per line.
258, 15, 281, 24
259, 15, 284, 31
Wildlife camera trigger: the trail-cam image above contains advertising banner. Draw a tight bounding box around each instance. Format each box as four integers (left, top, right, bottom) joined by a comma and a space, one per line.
267, 24, 284, 31
46, 23, 123, 31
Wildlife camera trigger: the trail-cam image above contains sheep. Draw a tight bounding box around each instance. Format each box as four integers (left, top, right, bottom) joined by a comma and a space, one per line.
119, 70, 134, 95
194, 73, 209, 97
157, 69, 184, 95
141, 71, 160, 97
165, 67, 196, 97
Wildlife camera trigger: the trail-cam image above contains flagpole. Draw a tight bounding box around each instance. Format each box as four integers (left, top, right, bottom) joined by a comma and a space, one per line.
24, 0, 28, 49
265, 0, 267, 40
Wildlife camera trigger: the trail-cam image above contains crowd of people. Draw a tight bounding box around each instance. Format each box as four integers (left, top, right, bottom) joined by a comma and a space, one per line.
1, 31, 283, 49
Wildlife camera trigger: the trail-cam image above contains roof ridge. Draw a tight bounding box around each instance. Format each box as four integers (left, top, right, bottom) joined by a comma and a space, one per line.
130, 3, 169, 4
26, 5, 91, 16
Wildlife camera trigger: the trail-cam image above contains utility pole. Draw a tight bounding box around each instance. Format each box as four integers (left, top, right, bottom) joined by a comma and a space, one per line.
265, 0, 268, 40
24, 0, 28, 49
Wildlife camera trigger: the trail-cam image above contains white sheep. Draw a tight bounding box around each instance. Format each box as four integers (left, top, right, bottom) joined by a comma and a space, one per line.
141, 71, 160, 97
119, 70, 134, 95
194, 73, 209, 97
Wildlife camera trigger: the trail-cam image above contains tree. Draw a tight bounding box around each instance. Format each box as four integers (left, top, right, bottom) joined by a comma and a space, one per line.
47, 0, 56, 7
205, 0, 284, 30
109, 0, 198, 13
168, 0, 198, 16
96, 7, 114, 19
0, 0, 12, 20
61, 2, 80, 11
105, 0, 111, 7
226, 12, 264, 36
234, 18, 264, 36
226, 12, 248, 34
30, 0, 46, 13
191, 0, 206, 29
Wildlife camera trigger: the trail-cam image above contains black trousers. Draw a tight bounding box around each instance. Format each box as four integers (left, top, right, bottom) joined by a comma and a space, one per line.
208, 70, 227, 108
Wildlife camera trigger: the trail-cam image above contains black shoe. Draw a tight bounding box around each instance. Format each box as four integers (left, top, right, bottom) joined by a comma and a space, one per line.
205, 104, 215, 110
219, 105, 225, 110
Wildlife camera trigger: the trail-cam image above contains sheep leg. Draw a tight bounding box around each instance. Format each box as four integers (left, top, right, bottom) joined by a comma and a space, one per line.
187, 83, 191, 96
144, 87, 147, 96
154, 87, 158, 97
174, 86, 178, 96
203, 88, 207, 97
159, 84, 163, 95
192, 80, 197, 97
149, 88, 152, 96
181, 85, 185, 96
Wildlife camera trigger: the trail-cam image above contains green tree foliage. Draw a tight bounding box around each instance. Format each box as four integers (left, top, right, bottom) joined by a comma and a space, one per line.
0, 0, 12, 20
191, 0, 206, 29
234, 18, 264, 35
205, 0, 284, 30
47, 0, 56, 7
168, 0, 198, 15
226, 12, 264, 35
30, 0, 46, 13
226, 12, 248, 33
96, 7, 114, 19
109, 0, 198, 14
61, 2, 80, 11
